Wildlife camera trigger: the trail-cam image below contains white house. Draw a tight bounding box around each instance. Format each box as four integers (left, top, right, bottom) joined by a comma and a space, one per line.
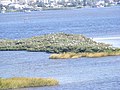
0, 0, 12, 5
18, 0, 37, 4
96, 0, 105, 7
9, 3, 24, 9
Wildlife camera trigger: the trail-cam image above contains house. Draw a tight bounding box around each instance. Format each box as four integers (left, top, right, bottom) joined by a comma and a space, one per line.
0, 0, 12, 5
96, 0, 105, 7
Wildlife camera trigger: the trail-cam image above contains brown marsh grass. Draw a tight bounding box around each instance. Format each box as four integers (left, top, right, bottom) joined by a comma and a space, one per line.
0, 77, 59, 89
49, 51, 120, 59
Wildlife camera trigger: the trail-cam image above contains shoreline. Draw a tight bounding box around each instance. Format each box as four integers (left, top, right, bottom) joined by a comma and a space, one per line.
0, 5, 119, 14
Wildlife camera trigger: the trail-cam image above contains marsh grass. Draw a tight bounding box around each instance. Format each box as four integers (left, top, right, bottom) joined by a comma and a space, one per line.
0, 77, 59, 89
49, 50, 120, 59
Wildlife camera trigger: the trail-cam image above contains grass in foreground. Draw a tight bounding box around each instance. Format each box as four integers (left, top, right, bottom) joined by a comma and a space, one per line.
49, 50, 120, 59
0, 77, 59, 89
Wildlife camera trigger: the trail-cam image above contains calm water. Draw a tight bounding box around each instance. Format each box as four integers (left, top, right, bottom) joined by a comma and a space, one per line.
0, 6, 120, 39
0, 6, 120, 90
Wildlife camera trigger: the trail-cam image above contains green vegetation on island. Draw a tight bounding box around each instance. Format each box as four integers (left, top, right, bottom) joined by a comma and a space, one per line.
0, 33, 114, 52
0, 77, 59, 89
0, 33, 120, 58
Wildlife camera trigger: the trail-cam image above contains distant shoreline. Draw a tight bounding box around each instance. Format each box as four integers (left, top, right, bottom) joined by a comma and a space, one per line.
1, 5, 119, 13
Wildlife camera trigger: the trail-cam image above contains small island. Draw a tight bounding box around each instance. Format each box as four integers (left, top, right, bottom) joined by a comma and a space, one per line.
0, 77, 59, 89
0, 33, 120, 59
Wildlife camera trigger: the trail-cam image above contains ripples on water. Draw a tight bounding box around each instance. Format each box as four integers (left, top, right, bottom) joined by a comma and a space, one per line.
0, 6, 120, 90
0, 51, 120, 90
0, 6, 120, 39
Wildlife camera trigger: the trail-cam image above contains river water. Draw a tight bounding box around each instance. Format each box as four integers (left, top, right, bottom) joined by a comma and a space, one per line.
0, 6, 120, 90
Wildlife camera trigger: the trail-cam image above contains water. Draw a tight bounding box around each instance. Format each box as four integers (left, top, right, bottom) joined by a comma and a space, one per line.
0, 51, 120, 90
0, 6, 120, 39
0, 6, 120, 90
